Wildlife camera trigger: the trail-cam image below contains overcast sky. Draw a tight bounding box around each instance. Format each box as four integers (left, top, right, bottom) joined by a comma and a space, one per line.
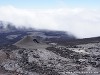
0, 0, 100, 38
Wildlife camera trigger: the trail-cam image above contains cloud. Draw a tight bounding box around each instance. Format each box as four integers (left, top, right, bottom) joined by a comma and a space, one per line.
0, 6, 100, 38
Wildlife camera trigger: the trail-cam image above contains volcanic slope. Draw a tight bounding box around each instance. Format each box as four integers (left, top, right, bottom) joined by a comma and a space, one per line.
1, 35, 100, 75
14, 35, 49, 49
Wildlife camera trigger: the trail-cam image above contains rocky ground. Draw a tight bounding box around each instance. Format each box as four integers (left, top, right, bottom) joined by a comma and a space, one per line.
0, 35, 100, 75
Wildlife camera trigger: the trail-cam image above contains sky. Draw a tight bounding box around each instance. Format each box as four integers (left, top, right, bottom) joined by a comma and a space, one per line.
0, 0, 100, 9
0, 0, 100, 38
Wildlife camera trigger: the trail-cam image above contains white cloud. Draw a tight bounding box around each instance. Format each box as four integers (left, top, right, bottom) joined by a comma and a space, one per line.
0, 6, 100, 38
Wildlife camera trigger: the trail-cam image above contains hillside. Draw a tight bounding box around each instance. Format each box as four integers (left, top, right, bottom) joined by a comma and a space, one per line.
0, 21, 100, 75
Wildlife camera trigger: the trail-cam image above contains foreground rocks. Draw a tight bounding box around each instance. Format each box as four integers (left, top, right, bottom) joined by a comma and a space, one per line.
0, 43, 100, 75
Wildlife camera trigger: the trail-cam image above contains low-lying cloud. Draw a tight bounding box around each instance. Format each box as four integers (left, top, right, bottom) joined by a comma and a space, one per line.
0, 6, 100, 38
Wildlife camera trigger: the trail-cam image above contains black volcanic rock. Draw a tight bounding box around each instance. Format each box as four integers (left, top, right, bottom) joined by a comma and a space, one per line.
0, 21, 4, 29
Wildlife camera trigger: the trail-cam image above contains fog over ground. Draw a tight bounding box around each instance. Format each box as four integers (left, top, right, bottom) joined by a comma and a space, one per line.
0, 6, 100, 38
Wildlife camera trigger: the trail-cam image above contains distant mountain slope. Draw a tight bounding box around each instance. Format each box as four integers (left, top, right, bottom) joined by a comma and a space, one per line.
0, 21, 76, 46
62, 36, 100, 46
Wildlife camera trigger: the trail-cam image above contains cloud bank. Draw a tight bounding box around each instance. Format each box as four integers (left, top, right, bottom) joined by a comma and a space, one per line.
0, 6, 100, 38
